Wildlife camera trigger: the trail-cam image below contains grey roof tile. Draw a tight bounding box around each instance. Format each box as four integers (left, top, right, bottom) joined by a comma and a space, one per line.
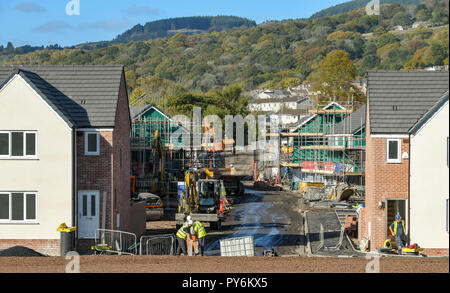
0, 65, 125, 127
327, 104, 366, 135
367, 70, 449, 134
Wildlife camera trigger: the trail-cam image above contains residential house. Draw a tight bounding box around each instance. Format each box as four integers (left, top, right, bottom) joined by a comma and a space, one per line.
248, 96, 309, 113
0, 65, 146, 255
359, 70, 449, 256
412, 21, 429, 29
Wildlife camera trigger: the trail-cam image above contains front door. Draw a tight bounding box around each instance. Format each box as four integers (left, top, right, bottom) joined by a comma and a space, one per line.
386, 199, 407, 246
78, 191, 100, 239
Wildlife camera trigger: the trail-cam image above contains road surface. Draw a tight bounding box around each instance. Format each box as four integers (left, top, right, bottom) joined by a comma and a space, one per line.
205, 185, 307, 256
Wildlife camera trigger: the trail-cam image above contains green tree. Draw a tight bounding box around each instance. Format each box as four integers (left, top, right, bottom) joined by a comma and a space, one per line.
311, 50, 360, 103
391, 12, 414, 27
376, 33, 399, 48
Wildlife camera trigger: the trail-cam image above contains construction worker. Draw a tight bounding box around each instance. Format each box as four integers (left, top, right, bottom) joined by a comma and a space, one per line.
176, 218, 192, 256
192, 220, 207, 256
383, 236, 393, 249
230, 164, 236, 175
389, 214, 408, 255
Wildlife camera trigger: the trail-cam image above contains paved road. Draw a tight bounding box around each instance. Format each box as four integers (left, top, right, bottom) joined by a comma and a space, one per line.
204, 185, 306, 256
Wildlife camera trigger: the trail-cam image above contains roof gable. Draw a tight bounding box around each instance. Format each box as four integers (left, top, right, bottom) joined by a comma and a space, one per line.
409, 91, 449, 135
0, 65, 125, 128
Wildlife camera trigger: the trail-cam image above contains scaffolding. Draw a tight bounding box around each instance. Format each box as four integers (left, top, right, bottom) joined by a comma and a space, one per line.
261, 99, 366, 196
130, 115, 227, 200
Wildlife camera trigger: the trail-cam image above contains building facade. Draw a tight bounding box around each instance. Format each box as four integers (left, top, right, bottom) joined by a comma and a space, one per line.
359, 70, 449, 256
0, 65, 146, 255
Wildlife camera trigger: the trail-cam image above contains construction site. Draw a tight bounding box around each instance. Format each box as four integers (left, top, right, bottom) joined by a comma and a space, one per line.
3, 97, 446, 274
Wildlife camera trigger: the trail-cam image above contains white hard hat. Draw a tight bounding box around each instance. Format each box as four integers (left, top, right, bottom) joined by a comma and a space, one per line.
186, 215, 192, 221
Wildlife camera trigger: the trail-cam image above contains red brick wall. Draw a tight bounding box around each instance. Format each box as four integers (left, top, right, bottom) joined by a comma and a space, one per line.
76, 130, 113, 231
75, 71, 145, 243
420, 248, 449, 257
112, 74, 146, 237
0, 239, 60, 256
360, 100, 410, 250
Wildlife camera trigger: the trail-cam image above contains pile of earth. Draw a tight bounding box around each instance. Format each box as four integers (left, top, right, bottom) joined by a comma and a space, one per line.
0, 246, 46, 257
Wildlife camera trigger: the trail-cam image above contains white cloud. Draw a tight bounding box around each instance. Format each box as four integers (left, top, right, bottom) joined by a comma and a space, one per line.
32, 21, 73, 33
15, 2, 46, 13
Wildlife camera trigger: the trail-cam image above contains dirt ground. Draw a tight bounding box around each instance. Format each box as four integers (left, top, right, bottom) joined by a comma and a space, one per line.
2, 186, 448, 274
0, 255, 447, 273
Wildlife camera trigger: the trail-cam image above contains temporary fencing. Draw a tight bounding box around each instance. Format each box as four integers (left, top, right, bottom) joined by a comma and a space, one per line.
139, 234, 175, 255
94, 229, 137, 255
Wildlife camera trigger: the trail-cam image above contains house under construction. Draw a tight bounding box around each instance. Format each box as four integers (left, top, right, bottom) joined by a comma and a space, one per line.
258, 101, 366, 198
130, 104, 228, 206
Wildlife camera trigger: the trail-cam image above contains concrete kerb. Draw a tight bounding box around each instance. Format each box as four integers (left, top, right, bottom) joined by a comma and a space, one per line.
303, 210, 312, 257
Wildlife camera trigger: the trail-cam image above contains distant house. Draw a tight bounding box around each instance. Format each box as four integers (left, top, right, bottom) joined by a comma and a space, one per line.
0, 65, 146, 255
393, 25, 404, 31
412, 21, 429, 29
248, 96, 309, 112
359, 70, 449, 256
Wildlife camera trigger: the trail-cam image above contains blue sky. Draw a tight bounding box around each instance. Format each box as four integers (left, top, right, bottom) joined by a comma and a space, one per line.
0, 0, 349, 47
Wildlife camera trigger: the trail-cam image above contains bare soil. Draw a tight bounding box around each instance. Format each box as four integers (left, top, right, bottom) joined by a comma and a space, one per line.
0, 255, 447, 273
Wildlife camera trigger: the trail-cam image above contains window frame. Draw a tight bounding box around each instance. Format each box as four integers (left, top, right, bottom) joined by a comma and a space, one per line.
0, 192, 38, 224
0, 131, 38, 159
84, 132, 100, 156
386, 138, 402, 163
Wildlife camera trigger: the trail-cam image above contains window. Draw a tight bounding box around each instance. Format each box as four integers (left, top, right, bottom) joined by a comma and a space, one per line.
0, 131, 37, 159
84, 132, 100, 156
387, 139, 401, 163
0, 192, 37, 223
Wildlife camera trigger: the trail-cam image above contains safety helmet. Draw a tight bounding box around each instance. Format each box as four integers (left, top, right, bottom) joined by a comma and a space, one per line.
186, 215, 192, 222
395, 214, 401, 220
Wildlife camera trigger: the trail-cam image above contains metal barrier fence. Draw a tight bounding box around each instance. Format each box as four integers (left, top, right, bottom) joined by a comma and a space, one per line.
317, 224, 345, 252
139, 234, 175, 255
94, 229, 137, 255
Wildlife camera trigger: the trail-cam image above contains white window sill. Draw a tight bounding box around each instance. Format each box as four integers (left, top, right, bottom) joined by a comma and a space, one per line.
386, 160, 402, 164
0, 221, 39, 225
85, 153, 100, 156
0, 157, 39, 160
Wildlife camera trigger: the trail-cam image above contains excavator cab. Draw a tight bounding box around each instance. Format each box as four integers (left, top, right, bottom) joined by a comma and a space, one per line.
176, 170, 224, 230
197, 179, 221, 213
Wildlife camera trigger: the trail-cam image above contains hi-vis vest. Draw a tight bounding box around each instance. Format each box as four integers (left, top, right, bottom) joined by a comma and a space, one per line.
384, 239, 392, 249
393, 220, 406, 236
194, 221, 207, 238
176, 224, 189, 240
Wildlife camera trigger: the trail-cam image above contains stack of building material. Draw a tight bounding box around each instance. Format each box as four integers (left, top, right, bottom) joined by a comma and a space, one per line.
344, 216, 358, 238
